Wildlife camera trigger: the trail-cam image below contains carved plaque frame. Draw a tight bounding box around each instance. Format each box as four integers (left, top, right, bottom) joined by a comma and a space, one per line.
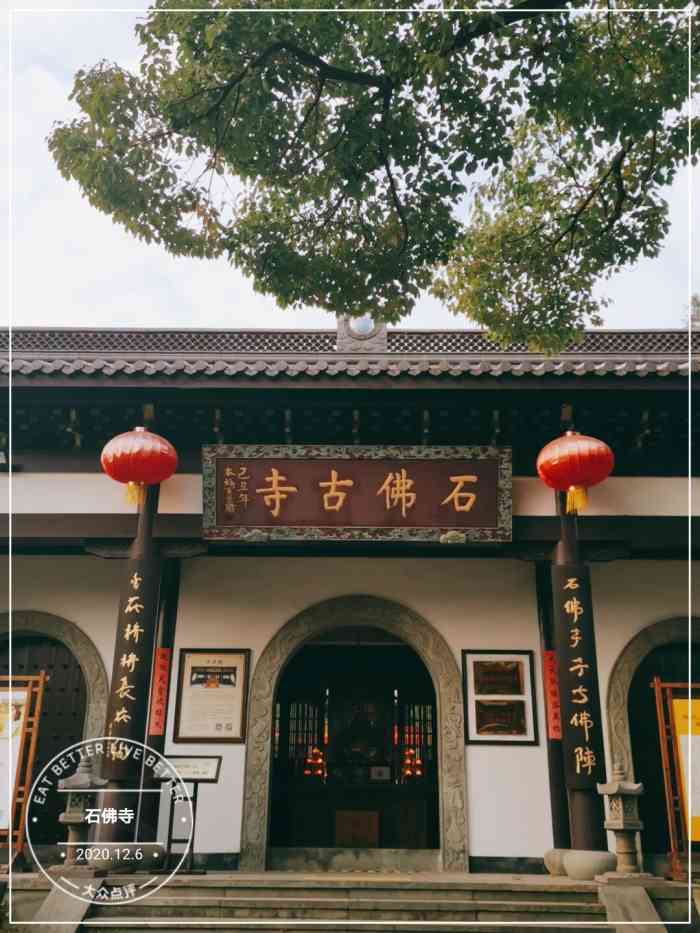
202, 444, 512, 544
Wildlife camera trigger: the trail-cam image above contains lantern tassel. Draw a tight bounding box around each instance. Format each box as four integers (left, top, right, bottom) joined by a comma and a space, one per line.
126, 481, 146, 506
566, 485, 587, 514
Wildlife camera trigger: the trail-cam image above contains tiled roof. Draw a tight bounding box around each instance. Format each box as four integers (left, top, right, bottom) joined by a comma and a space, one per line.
2, 328, 695, 380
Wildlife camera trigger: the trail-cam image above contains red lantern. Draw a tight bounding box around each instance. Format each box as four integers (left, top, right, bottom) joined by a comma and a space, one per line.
536, 431, 614, 514
101, 426, 178, 503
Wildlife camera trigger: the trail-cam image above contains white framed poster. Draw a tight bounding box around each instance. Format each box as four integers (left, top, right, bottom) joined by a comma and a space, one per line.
174, 649, 250, 743
0, 688, 30, 830
157, 756, 222, 783
672, 697, 700, 843
462, 650, 539, 745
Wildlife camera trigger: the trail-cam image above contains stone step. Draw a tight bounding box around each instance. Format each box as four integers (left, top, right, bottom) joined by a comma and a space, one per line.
96, 885, 601, 904
100, 873, 602, 903
89, 894, 606, 922
80, 922, 610, 933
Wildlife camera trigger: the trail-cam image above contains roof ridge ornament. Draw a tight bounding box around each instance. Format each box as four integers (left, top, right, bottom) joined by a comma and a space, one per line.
336, 315, 387, 354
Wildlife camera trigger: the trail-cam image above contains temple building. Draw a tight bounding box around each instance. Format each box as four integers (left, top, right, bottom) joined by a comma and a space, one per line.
1, 321, 697, 906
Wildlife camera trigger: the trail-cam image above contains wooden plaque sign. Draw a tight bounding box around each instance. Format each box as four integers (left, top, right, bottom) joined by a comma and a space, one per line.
203, 445, 511, 543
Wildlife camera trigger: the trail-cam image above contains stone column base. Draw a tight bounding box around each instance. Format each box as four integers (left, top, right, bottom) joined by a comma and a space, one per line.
563, 849, 616, 880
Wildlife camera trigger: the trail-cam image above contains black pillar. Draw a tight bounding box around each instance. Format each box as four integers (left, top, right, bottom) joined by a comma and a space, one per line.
553, 491, 606, 851
97, 484, 162, 843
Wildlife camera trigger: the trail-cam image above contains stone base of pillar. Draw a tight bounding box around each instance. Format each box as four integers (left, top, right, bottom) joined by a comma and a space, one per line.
543, 848, 568, 876
562, 849, 616, 880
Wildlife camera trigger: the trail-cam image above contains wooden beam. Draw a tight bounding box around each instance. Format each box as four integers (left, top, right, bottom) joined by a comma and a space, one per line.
4, 514, 696, 559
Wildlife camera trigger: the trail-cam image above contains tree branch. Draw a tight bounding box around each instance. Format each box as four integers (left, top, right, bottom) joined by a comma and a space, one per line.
382, 155, 409, 254
550, 141, 633, 248
280, 77, 326, 167
262, 39, 391, 92
445, 0, 568, 55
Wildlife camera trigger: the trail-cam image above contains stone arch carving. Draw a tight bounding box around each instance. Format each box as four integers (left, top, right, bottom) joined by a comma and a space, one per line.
240, 595, 468, 872
0, 610, 109, 742
607, 617, 697, 780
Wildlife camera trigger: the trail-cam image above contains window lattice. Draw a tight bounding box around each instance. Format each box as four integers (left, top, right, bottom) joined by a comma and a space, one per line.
288, 701, 320, 765
402, 702, 434, 762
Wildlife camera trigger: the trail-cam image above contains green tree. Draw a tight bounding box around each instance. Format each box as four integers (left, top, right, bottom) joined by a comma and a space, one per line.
48, 1, 698, 350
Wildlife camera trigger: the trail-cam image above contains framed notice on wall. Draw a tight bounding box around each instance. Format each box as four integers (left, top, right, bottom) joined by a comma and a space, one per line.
462, 650, 538, 746
174, 650, 250, 744
653, 678, 700, 880
0, 674, 46, 865
672, 697, 700, 843
0, 687, 30, 831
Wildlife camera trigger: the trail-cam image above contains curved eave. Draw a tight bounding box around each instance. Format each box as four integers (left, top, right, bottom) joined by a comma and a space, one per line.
2, 327, 695, 388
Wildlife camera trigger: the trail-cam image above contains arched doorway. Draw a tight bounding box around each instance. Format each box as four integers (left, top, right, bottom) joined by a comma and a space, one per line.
239, 595, 467, 872
629, 642, 700, 864
269, 626, 439, 851
0, 634, 87, 843
607, 617, 699, 874
0, 611, 109, 843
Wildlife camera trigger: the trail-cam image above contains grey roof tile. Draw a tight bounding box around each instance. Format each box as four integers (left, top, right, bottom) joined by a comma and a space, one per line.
2, 328, 695, 382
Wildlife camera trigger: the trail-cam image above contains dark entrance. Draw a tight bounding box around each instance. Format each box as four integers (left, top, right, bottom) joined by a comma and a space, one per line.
0, 634, 87, 843
628, 641, 700, 858
270, 626, 439, 850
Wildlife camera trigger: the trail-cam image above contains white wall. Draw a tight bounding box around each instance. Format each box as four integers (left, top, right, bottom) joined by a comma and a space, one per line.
4, 554, 695, 863
168, 556, 551, 859
3, 473, 696, 516
5, 555, 122, 677
592, 560, 697, 771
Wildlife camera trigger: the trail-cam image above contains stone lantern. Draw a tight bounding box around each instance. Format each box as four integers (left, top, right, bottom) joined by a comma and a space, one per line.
596, 761, 655, 882
51, 756, 107, 876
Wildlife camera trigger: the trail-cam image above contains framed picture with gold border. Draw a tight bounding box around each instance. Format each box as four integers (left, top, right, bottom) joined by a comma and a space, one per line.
462, 650, 538, 745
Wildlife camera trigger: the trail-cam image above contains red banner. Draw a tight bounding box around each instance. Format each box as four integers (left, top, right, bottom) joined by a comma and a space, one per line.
543, 649, 562, 740
148, 648, 171, 737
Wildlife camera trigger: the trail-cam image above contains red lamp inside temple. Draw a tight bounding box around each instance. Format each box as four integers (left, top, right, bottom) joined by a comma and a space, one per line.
401, 747, 423, 781
536, 430, 614, 514
101, 426, 178, 503
303, 746, 326, 779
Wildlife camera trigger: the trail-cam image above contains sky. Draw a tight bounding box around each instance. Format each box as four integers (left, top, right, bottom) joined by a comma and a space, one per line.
4, 4, 698, 332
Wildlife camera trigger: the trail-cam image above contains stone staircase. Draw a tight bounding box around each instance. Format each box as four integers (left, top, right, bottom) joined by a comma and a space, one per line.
83, 872, 609, 931
8, 871, 693, 931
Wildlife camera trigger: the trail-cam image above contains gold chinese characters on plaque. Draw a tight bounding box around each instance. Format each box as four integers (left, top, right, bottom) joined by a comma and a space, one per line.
203, 446, 511, 543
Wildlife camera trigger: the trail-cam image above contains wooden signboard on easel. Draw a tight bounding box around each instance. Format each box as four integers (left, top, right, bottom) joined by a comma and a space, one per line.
652, 677, 699, 881
0, 673, 46, 869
